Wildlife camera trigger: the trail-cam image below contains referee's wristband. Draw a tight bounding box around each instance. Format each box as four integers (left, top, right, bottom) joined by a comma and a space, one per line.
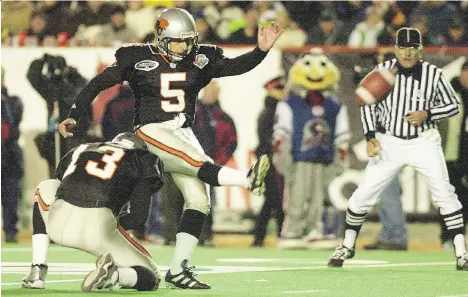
365, 131, 376, 141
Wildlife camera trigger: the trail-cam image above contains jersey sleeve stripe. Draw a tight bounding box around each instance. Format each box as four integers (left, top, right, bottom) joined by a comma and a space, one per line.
136, 129, 204, 167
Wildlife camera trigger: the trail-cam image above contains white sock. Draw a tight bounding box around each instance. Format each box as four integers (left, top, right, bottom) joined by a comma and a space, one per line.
117, 268, 137, 288
218, 167, 249, 187
343, 229, 357, 249
453, 234, 467, 257
32, 234, 49, 265
169, 233, 198, 274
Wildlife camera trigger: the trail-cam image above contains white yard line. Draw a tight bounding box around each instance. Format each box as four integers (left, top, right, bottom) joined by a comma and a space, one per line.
283, 290, 327, 294
2, 279, 82, 286
275, 261, 454, 272
438, 295, 468, 297
1, 247, 75, 252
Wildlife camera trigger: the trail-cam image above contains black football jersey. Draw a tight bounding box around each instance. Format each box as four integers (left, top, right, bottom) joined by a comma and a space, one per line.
55, 142, 161, 213
69, 44, 268, 127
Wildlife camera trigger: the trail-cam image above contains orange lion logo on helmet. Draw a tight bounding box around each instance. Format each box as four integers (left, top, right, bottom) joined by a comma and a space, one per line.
157, 18, 169, 34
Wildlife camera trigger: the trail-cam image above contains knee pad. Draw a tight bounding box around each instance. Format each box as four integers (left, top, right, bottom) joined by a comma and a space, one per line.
131, 266, 158, 291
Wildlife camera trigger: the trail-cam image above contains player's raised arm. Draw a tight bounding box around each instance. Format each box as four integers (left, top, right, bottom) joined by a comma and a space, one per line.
212, 22, 284, 78
58, 65, 123, 137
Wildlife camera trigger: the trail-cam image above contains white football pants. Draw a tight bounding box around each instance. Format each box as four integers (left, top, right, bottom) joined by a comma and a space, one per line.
348, 129, 462, 215
136, 115, 211, 215
46, 199, 160, 278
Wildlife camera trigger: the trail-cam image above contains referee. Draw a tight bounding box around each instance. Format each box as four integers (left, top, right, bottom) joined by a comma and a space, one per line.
328, 27, 468, 271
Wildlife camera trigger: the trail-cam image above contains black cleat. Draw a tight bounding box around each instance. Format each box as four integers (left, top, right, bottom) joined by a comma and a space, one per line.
456, 253, 468, 271
328, 244, 355, 267
165, 260, 211, 289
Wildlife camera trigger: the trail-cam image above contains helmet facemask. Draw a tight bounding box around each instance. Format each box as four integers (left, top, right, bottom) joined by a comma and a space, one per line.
157, 35, 198, 63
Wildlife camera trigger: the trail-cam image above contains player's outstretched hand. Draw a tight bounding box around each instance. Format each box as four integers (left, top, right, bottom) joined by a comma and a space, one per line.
58, 118, 76, 138
258, 22, 284, 52
366, 138, 381, 158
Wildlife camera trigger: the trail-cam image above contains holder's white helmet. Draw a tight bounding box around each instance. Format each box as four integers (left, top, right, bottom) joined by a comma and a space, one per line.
155, 8, 198, 63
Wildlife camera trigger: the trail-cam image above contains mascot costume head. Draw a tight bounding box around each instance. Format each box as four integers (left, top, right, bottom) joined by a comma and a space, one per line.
287, 48, 340, 99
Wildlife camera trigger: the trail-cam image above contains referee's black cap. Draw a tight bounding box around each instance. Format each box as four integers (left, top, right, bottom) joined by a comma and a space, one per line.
396, 27, 422, 48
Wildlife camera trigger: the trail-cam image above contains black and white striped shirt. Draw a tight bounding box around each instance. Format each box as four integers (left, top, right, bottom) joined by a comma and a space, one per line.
361, 58, 459, 140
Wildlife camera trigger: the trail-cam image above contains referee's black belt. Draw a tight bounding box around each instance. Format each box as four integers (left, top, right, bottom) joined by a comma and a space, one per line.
377, 127, 419, 140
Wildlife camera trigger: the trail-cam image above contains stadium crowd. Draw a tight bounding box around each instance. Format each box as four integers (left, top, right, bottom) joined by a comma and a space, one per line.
2, 0, 468, 48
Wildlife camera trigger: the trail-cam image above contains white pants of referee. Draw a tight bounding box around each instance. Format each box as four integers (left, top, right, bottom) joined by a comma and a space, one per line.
136, 114, 211, 215
348, 129, 462, 217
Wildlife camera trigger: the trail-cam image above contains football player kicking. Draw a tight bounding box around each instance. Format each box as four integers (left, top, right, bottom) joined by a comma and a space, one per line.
22, 133, 164, 292
58, 8, 283, 289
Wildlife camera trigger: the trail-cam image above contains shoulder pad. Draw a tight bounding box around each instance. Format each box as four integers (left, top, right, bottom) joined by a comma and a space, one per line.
115, 43, 150, 64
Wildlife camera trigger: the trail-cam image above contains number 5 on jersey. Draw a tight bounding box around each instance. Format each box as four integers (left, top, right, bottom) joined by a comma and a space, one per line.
161, 72, 186, 112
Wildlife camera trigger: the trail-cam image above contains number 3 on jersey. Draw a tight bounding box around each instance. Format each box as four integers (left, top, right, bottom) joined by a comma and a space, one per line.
160, 72, 186, 112
62, 145, 125, 180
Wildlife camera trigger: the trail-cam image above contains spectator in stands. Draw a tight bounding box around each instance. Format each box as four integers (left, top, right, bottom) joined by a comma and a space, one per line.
382, 2, 407, 28
37, 1, 71, 38
23, 12, 50, 45
204, 0, 245, 41
411, 1, 461, 45
1, 68, 24, 243
193, 10, 220, 44
27, 54, 91, 178
95, 5, 138, 46
1, 1, 34, 36
334, 1, 371, 35
348, 8, 384, 48
251, 76, 286, 247
228, 5, 259, 45
281, 1, 323, 33
101, 84, 135, 141
377, 24, 403, 46
274, 9, 306, 48
306, 9, 347, 45
125, 0, 157, 41
194, 81, 238, 246
442, 22, 468, 46
70, 1, 116, 37
411, 17, 436, 46
255, 1, 284, 24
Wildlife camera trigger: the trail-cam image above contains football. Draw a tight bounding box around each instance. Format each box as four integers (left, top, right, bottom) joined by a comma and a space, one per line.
355, 67, 396, 105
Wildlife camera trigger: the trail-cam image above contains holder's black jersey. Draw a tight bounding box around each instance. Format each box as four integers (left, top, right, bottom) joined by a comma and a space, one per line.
55, 142, 162, 213
68, 44, 268, 127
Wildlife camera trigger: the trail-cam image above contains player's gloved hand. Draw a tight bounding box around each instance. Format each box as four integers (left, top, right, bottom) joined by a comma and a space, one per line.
258, 21, 284, 52
58, 118, 76, 138
366, 138, 381, 157
405, 110, 428, 126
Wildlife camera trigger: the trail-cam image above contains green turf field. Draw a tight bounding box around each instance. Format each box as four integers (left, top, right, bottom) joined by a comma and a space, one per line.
2, 243, 467, 297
